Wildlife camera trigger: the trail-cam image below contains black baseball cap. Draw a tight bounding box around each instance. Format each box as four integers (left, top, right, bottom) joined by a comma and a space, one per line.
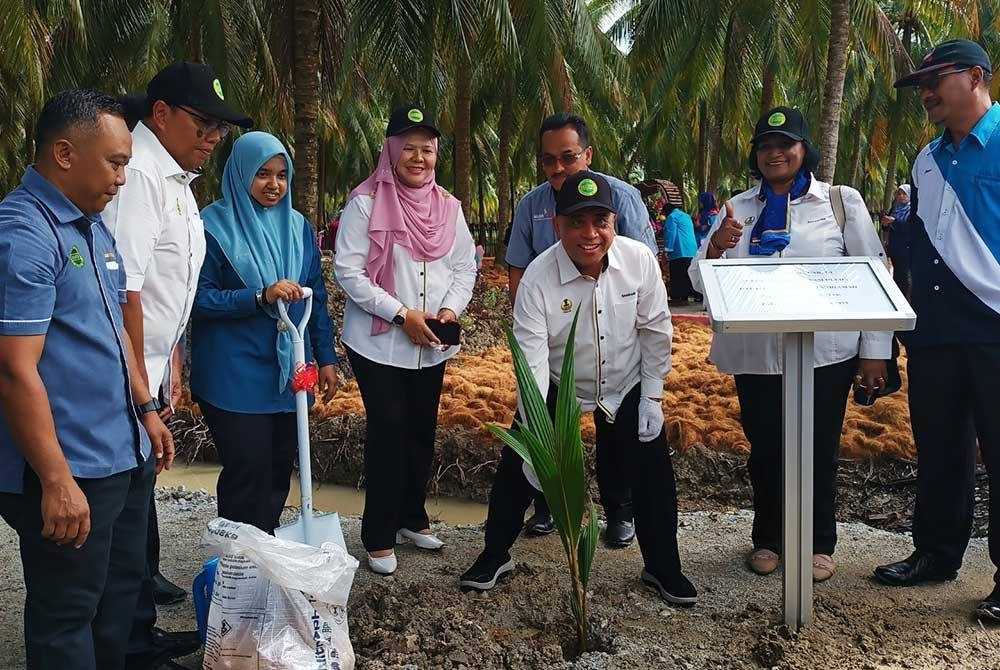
894, 39, 993, 88
752, 107, 810, 143
556, 171, 617, 216
386, 104, 440, 138
145, 62, 253, 127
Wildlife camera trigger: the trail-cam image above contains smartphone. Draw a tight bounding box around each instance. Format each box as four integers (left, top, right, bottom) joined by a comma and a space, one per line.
427, 319, 461, 345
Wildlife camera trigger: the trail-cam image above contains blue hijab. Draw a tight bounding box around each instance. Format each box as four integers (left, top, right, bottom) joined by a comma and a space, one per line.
201, 132, 305, 392
749, 171, 811, 256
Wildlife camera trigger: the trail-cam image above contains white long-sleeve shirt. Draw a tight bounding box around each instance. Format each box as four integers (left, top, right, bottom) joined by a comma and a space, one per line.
334, 194, 477, 369
689, 178, 892, 375
514, 236, 672, 420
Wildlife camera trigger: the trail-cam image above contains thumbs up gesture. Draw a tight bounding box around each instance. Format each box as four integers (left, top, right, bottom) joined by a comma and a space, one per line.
710, 202, 744, 252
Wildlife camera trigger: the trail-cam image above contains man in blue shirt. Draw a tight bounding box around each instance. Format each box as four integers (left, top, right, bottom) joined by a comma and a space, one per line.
504, 114, 655, 546
0, 90, 174, 669
661, 205, 702, 305
874, 40, 1000, 623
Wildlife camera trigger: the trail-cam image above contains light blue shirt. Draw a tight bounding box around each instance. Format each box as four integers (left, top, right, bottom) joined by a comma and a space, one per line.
505, 171, 656, 268
662, 208, 698, 260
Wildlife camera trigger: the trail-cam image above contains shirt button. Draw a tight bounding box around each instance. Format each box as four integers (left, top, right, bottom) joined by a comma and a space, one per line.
600, 335, 605, 340
601, 380, 606, 384
934, 285, 940, 291
598, 309, 602, 314
419, 293, 424, 297
952, 159, 958, 165
933, 259, 939, 265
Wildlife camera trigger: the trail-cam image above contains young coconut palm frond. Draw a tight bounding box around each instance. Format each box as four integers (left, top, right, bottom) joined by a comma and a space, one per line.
487, 311, 600, 653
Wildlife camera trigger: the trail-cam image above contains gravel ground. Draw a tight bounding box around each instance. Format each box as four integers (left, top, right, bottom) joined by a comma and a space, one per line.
0, 487, 998, 669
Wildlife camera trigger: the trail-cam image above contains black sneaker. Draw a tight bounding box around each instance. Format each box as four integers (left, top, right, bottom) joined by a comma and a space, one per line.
524, 511, 555, 537
459, 551, 515, 591
976, 586, 1000, 623
152, 572, 187, 606
641, 569, 698, 607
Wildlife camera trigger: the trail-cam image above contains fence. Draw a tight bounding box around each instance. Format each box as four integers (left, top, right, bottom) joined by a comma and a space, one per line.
468, 220, 505, 258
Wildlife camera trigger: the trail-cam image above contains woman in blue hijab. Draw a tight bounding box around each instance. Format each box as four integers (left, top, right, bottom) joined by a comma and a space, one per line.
191, 131, 338, 533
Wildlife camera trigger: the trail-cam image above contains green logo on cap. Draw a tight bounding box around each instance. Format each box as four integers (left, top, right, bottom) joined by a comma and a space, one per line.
577, 178, 598, 197
407, 108, 424, 123
767, 112, 786, 127
213, 79, 225, 100
69, 245, 85, 268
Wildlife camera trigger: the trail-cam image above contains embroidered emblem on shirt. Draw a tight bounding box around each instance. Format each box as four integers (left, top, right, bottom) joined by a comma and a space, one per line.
176, 198, 183, 215
69, 245, 85, 268
620, 291, 636, 298
561, 298, 573, 313
743, 216, 756, 227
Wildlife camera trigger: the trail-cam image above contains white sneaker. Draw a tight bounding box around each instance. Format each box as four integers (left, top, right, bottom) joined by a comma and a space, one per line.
367, 552, 397, 575
396, 528, 445, 550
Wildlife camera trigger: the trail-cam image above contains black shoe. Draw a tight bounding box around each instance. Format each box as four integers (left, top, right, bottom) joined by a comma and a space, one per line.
873, 551, 959, 587
641, 569, 698, 606
524, 511, 555, 537
604, 519, 635, 548
976, 587, 1000, 623
152, 572, 187, 606
150, 627, 201, 657
459, 551, 515, 591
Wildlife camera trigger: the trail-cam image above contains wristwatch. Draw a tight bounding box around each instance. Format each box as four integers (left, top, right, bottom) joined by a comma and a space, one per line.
392, 306, 407, 326
255, 288, 265, 308
134, 398, 163, 416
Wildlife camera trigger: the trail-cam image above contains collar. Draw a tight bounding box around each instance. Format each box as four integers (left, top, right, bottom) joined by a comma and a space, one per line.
754, 173, 824, 202
937, 102, 1000, 151
133, 122, 201, 183
555, 237, 621, 285
20, 166, 88, 225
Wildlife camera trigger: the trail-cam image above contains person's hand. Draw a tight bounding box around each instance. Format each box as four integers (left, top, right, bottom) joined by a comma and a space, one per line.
880, 214, 894, 226
265, 280, 304, 305
709, 202, 743, 254
637, 397, 664, 443
142, 412, 175, 474
436, 308, 458, 351
401, 309, 440, 347
40, 476, 90, 548
317, 365, 338, 403
855, 359, 889, 400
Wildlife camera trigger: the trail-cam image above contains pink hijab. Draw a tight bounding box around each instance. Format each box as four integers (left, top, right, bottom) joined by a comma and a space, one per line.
348, 133, 460, 334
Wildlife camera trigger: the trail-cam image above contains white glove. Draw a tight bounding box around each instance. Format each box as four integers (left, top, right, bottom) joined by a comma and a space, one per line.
522, 460, 542, 492
637, 397, 664, 443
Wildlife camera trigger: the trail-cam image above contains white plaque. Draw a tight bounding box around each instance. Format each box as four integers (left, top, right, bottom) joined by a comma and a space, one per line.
697, 256, 916, 334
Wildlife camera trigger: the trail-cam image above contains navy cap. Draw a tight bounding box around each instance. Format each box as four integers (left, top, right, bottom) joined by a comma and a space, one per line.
894, 39, 993, 88
386, 104, 440, 138
556, 171, 616, 216
145, 62, 253, 127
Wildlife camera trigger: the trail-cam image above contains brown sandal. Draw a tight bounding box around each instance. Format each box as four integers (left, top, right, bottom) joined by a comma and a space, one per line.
812, 553, 836, 582
747, 548, 780, 575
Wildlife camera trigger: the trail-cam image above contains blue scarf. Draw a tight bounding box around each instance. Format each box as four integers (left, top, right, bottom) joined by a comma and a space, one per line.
749, 171, 811, 256
201, 132, 306, 392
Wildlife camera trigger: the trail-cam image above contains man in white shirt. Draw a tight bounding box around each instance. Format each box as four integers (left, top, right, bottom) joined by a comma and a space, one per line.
459, 172, 697, 605
103, 62, 252, 670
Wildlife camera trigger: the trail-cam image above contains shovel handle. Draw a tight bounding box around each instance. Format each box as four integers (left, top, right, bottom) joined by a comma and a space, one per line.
275, 287, 314, 343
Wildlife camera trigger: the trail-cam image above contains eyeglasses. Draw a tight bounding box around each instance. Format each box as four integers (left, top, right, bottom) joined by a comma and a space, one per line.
916, 67, 972, 92
540, 151, 586, 168
175, 105, 231, 138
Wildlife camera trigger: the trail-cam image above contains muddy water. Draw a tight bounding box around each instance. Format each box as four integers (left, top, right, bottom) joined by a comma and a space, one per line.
157, 463, 488, 525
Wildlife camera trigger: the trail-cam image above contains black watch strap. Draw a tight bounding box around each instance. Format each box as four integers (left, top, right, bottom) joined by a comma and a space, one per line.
135, 398, 163, 415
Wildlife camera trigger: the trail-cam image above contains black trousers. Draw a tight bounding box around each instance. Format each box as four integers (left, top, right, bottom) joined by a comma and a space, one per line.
347, 347, 447, 552
0, 457, 154, 670
200, 402, 298, 533
734, 358, 856, 556
909, 344, 1000, 584
485, 384, 683, 578
890, 254, 911, 300
668, 257, 702, 301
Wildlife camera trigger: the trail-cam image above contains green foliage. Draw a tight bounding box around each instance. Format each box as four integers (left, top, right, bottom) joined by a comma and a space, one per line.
487, 311, 598, 652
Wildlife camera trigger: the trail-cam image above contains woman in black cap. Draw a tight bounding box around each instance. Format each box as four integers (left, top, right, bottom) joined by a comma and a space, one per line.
334, 105, 477, 575
689, 106, 892, 582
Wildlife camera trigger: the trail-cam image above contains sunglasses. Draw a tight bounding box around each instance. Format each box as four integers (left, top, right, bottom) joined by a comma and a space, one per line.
915, 67, 972, 92
540, 151, 586, 168
175, 105, 231, 138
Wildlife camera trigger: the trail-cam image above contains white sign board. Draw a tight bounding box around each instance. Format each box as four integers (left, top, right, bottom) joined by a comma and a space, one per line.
697, 257, 916, 334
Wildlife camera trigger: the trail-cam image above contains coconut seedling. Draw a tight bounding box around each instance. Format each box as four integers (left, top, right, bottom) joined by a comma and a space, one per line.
488, 312, 600, 653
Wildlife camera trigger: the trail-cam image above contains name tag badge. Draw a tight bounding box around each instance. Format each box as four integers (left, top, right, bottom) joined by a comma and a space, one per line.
106, 261, 120, 271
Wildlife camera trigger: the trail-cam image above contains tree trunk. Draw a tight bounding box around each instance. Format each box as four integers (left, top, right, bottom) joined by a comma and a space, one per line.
497, 87, 513, 263
881, 18, 912, 210
760, 64, 776, 115
708, 99, 724, 189
477, 150, 486, 225
846, 107, 864, 188
292, 0, 321, 226
816, 0, 852, 183
552, 54, 574, 112
696, 100, 709, 193
454, 56, 473, 221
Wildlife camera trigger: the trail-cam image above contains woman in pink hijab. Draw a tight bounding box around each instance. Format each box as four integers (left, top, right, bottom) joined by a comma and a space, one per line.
334, 105, 477, 575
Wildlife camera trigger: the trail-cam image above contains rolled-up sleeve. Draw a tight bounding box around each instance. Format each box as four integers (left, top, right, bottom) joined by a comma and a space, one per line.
842, 186, 892, 359
104, 168, 163, 292
616, 186, 658, 255
504, 197, 535, 269
333, 197, 406, 324
441, 209, 477, 317
0, 219, 58, 336
637, 250, 672, 397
